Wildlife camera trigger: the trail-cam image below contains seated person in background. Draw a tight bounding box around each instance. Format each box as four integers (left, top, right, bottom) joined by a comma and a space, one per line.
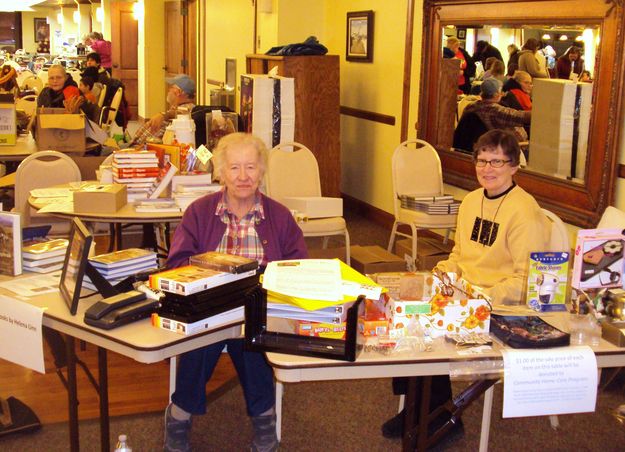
501, 70, 532, 111
580, 70, 592, 83
79, 76, 97, 104
163, 132, 307, 452
462, 78, 531, 142
84, 52, 110, 84
131, 74, 196, 145
482, 59, 506, 83
383, 129, 549, 442
37, 64, 100, 122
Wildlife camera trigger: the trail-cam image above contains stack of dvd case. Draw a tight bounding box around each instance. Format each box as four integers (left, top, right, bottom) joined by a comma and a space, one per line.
153, 252, 260, 333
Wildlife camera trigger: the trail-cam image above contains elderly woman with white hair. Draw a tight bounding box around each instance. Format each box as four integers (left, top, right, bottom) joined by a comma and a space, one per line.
164, 132, 307, 452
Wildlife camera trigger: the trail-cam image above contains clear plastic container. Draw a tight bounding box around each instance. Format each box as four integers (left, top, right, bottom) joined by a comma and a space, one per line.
114, 434, 132, 452
569, 314, 601, 346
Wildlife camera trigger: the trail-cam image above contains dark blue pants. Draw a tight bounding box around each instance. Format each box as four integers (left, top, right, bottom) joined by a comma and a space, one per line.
171, 338, 275, 417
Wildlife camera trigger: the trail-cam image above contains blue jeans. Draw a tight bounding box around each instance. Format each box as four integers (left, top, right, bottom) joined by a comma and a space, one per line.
171, 338, 275, 417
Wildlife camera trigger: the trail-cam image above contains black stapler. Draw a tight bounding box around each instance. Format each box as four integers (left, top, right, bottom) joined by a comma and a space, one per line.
84, 290, 159, 330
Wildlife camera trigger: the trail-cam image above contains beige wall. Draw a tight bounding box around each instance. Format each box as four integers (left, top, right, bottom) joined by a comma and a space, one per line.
139, 0, 166, 119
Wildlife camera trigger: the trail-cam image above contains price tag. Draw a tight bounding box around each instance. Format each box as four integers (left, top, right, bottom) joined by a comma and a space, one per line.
195, 145, 213, 165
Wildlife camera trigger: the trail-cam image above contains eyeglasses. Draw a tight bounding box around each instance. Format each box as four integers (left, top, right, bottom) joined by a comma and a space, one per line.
474, 159, 512, 168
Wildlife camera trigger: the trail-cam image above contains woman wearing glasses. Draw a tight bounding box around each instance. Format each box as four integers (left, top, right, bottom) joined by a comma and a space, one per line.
383, 129, 549, 443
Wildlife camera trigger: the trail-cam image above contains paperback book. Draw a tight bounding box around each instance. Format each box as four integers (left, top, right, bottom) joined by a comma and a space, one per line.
22, 238, 68, 260
89, 248, 157, 269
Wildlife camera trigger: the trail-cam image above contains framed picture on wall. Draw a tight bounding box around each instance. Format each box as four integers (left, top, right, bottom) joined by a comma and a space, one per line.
34, 18, 49, 43
457, 28, 467, 39
346, 10, 374, 62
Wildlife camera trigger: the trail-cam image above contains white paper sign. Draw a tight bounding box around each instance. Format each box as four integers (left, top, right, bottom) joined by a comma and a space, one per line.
262, 259, 343, 301
502, 346, 597, 417
0, 295, 45, 373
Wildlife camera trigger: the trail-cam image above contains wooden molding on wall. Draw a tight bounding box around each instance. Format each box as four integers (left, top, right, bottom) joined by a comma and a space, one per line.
339, 106, 395, 125
618, 164, 625, 179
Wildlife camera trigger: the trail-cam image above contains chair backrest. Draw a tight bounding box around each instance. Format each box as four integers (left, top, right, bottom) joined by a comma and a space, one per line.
97, 84, 107, 108
541, 208, 570, 252
21, 75, 43, 94
391, 139, 444, 217
265, 142, 321, 202
597, 206, 625, 229
15, 151, 81, 227
15, 94, 37, 117
16, 69, 34, 87
100, 86, 123, 128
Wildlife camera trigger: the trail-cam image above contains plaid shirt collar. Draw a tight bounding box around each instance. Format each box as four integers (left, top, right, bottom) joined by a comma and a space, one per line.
215, 189, 265, 223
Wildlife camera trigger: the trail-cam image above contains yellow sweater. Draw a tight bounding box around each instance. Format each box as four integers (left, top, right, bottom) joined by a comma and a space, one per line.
437, 185, 549, 304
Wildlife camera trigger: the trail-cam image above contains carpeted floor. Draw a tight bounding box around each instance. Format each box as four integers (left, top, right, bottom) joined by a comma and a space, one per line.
3, 208, 625, 450
3, 376, 625, 451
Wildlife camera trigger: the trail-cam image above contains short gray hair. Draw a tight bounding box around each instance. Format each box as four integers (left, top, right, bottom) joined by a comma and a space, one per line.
212, 133, 268, 183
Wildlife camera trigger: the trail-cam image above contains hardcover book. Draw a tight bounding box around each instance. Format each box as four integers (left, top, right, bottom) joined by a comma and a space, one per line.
0, 212, 21, 276
149, 265, 256, 296
189, 251, 259, 274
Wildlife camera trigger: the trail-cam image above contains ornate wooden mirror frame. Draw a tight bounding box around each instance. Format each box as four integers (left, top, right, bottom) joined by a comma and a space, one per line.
418, 0, 625, 227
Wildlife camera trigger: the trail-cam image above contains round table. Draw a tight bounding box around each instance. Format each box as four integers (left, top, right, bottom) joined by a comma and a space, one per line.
29, 182, 184, 251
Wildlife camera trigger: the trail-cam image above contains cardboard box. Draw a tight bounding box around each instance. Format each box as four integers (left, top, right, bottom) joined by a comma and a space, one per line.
281, 197, 343, 219
372, 272, 434, 300
395, 237, 453, 271
350, 245, 406, 274
35, 108, 86, 153
358, 318, 389, 337
0, 94, 16, 146
73, 183, 128, 214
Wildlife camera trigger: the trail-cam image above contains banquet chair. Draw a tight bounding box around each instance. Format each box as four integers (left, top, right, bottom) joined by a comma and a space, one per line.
13, 150, 81, 235
15, 94, 37, 118
20, 75, 43, 94
266, 142, 350, 265
99, 86, 123, 131
542, 209, 569, 252
597, 206, 625, 229
387, 139, 457, 266
16, 69, 34, 87
97, 83, 107, 108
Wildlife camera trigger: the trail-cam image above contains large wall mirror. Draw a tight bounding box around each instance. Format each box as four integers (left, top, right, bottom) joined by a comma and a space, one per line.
418, 0, 625, 227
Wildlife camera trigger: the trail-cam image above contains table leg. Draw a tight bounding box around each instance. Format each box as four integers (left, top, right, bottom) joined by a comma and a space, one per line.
479, 385, 494, 452
65, 336, 79, 452
402, 376, 431, 452
275, 381, 283, 442
169, 356, 177, 401
98, 347, 110, 451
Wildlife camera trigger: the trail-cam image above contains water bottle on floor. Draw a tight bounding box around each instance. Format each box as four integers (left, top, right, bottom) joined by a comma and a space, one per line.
114, 434, 132, 452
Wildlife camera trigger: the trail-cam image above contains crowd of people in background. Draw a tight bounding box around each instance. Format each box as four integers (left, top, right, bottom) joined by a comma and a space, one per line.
448, 35, 591, 153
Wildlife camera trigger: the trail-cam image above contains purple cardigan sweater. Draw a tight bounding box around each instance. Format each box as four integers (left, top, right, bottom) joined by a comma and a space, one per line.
167, 191, 308, 268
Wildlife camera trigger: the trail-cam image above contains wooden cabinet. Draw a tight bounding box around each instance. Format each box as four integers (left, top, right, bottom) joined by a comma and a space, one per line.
246, 54, 340, 197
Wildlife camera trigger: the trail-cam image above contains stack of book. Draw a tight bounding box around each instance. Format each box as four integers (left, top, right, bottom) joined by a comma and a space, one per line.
134, 198, 181, 213
113, 149, 160, 201
171, 173, 221, 211
83, 248, 159, 291
399, 194, 460, 215
151, 252, 260, 335
21, 238, 68, 273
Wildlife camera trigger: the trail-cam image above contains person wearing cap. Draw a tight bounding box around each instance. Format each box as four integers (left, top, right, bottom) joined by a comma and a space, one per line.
130, 74, 196, 145
461, 77, 531, 142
